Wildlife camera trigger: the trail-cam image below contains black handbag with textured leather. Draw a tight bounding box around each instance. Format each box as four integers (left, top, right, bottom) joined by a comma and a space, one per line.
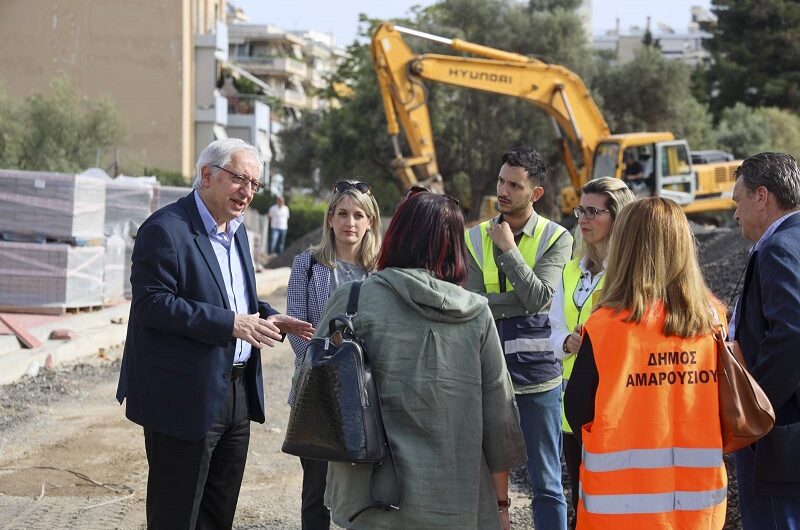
283, 281, 388, 463
283, 281, 400, 521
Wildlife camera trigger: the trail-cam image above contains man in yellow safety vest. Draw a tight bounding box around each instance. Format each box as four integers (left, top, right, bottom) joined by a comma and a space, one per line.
465, 145, 573, 529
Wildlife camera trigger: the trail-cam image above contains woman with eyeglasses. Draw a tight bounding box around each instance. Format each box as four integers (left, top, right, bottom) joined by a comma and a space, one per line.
286, 179, 382, 530
317, 191, 525, 530
547, 177, 634, 527
564, 198, 727, 530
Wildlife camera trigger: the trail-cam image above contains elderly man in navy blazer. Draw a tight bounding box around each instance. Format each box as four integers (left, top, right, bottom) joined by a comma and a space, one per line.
731, 152, 800, 530
116, 138, 313, 530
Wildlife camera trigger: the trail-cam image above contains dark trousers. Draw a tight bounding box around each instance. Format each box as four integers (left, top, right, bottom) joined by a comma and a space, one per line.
563, 432, 582, 527
300, 457, 330, 529
144, 375, 250, 530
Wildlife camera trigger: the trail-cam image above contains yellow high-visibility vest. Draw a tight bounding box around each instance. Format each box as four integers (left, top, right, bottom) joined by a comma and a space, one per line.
561, 258, 605, 433
465, 215, 566, 293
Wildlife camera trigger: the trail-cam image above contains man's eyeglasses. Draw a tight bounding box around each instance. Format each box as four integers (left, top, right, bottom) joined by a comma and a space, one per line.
333, 181, 371, 195
574, 206, 611, 220
212, 165, 265, 192
404, 185, 461, 207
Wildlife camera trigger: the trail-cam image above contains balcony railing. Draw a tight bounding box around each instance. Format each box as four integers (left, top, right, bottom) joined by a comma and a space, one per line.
229, 55, 307, 76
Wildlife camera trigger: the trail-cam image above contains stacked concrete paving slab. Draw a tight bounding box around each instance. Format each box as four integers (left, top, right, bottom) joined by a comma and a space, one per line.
0, 169, 105, 241
0, 241, 104, 310
104, 177, 156, 237
155, 185, 192, 210
0, 170, 106, 313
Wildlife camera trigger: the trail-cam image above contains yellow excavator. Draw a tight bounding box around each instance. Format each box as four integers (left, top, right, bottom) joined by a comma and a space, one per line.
371, 22, 741, 220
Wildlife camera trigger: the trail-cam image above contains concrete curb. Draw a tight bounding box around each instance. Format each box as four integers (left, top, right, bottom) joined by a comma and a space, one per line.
0, 267, 292, 385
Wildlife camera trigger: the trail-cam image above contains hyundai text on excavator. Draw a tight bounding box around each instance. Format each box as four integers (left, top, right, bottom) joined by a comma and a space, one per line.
371, 22, 741, 221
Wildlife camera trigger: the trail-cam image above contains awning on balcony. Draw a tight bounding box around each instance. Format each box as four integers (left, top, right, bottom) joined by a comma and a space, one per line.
222, 60, 274, 96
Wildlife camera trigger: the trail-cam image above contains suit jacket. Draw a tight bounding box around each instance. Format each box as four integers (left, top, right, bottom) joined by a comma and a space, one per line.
735, 211, 800, 497
116, 192, 278, 441
286, 249, 330, 404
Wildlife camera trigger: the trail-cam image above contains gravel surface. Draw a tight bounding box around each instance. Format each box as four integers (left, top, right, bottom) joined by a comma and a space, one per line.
0, 226, 752, 529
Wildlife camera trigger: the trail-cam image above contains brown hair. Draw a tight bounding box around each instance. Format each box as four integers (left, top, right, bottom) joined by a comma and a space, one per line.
599, 197, 719, 337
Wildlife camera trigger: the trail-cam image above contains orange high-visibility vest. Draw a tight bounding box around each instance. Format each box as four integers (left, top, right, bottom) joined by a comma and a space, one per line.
577, 304, 726, 530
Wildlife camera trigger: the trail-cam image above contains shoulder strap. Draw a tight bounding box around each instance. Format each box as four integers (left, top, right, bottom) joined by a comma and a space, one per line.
306, 253, 317, 283
346, 280, 362, 317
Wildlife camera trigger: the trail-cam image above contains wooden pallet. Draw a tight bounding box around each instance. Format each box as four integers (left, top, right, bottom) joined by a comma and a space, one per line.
0, 231, 105, 246
0, 304, 104, 316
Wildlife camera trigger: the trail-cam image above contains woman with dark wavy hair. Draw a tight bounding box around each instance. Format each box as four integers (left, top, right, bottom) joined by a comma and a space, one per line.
316, 191, 526, 530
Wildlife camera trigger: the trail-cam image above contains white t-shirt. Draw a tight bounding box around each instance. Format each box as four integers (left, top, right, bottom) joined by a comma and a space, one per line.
268, 204, 290, 230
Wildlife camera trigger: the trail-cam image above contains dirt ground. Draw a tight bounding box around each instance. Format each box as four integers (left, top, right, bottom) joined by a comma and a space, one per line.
0, 226, 750, 529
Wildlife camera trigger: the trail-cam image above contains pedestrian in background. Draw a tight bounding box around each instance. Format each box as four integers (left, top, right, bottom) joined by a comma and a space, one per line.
465, 145, 572, 530
268, 195, 290, 255
116, 138, 313, 530
565, 197, 727, 530
286, 179, 381, 530
548, 177, 634, 527
730, 152, 800, 529
318, 190, 526, 529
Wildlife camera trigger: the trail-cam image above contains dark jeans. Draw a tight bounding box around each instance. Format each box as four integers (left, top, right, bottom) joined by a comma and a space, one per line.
517, 387, 568, 530
144, 375, 250, 530
270, 228, 287, 255
300, 457, 330, 529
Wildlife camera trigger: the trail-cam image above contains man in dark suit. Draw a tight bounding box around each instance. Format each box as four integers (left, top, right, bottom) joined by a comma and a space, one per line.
731, 152, 800, 529
116, 138, 313, 529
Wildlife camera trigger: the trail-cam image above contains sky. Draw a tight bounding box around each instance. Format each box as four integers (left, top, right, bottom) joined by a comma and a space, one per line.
231, 0, 713, 46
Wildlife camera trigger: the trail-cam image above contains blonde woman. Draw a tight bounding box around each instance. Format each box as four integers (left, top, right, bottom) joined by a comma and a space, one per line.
548, 177, 634, 525
565, 198, 727, 530
286, 180, 381, 530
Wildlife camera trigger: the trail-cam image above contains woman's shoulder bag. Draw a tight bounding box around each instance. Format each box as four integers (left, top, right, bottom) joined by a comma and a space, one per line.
283, 281, 400, 521
715, 332, 775, 453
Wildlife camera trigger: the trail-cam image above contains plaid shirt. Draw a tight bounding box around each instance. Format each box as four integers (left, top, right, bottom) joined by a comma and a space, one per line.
286, 249, 331, 405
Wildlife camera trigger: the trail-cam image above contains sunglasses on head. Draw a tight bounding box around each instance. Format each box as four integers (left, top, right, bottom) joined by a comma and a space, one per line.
333, 181, 371, 195
404, 185, 461, 207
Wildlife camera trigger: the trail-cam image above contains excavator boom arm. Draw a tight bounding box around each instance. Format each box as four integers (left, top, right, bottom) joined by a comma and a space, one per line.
371, 22, 610, 191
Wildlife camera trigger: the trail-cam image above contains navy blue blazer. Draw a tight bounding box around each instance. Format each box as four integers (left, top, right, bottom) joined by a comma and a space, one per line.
735, 211, 800, 497
116, 192, 278, 441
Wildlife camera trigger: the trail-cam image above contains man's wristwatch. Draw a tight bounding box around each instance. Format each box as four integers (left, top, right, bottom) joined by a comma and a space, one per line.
562, 337, 570, 354
498, 498, 511, 512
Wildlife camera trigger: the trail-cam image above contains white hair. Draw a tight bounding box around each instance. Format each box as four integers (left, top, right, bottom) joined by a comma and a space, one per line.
192, 138, 263, 189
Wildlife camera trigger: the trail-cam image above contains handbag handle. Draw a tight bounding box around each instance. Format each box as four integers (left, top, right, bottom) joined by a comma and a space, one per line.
327, 281, 363, 336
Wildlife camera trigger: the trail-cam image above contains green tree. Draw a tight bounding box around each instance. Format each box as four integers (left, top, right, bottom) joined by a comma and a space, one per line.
593, 47, 716, 149
705, 0, 800, 116
0, 86, 22, 168
716, 103, 800, 159
10, 77, 126, 173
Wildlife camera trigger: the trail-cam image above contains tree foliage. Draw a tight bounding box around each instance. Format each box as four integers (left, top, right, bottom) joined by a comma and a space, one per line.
716, 103, 800, 159
0, 77, 126, 173
593, 47, 716, 149
705, 0, 800, 116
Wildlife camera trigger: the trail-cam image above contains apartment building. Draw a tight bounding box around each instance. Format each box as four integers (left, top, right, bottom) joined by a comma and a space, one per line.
0, 0, 269, 179
593, 7, 714, 66
227, 23, 346, 124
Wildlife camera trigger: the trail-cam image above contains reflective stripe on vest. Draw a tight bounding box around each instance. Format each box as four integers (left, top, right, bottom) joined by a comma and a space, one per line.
465, 215, 566, 293
580, 486, 727, 515
577, 305, 726, 526
583, 447, 723, 472
561, 258, 605, 433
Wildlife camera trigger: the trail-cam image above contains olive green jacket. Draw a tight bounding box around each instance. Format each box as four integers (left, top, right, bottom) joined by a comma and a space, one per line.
318, 268, 526, 530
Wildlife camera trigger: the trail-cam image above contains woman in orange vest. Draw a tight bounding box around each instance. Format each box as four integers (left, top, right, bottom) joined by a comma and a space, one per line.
564, 197, 727, 530
549, 177, 634, 526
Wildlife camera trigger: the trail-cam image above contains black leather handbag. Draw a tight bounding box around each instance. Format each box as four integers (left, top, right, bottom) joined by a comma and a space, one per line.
283, 281, 400, 521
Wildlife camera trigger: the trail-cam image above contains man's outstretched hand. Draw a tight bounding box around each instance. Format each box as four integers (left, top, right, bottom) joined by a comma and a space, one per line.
266, 314, 315, 341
